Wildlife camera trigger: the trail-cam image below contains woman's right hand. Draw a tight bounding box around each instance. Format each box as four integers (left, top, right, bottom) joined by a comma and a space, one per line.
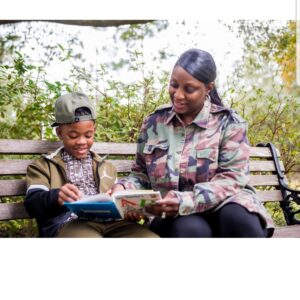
145, 190, 179, 218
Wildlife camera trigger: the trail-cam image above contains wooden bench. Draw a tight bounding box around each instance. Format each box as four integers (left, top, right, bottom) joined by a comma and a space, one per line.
1, 139, 299, 237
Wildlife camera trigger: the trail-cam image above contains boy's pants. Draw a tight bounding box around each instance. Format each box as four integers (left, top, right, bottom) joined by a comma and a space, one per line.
56, 219, 159, 238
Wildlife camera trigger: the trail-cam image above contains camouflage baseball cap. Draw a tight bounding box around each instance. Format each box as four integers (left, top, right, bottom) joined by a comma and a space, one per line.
51, 92, 96, 127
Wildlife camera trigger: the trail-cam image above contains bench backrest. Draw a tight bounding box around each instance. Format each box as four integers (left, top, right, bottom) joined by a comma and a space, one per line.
0, 139, 284, 220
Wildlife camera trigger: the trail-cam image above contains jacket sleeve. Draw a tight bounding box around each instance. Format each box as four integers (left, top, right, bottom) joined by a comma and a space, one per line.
24, 161, 68, 221
177, 118, 250, 215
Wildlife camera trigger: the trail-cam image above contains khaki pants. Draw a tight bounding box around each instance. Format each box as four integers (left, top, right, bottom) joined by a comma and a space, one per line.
56, 220, 159, 238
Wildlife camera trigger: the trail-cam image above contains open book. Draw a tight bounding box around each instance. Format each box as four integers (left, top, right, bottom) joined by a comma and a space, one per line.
64, 190, 162, 222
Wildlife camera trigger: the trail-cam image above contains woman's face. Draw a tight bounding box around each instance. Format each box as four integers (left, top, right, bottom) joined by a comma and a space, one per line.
169, 65, 212, 125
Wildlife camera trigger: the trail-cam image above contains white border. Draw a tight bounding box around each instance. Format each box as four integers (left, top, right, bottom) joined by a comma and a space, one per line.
0, 0, 296, 19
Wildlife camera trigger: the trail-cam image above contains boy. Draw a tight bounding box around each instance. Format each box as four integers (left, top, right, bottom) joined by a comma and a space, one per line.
24, 92, 158, 238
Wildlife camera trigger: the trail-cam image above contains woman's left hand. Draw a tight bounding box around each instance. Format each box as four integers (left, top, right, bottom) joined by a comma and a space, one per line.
146, 190, 180, 218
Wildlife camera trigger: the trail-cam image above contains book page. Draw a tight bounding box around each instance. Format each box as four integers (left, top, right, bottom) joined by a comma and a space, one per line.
113, 189, 158, 196
113, 190, 162, 217
78, 193, 113, 203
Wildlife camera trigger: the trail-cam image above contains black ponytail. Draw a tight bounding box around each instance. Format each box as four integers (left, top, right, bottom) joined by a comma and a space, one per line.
209, 86, 224, 107
175, 48, 224, 107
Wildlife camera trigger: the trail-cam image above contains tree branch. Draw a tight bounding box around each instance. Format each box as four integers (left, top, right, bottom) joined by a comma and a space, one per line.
0, 20, 154, 27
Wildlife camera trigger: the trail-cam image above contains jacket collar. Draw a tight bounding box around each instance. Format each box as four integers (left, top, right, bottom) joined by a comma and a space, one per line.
44, 147, 105, 164
165, 99, 229, 129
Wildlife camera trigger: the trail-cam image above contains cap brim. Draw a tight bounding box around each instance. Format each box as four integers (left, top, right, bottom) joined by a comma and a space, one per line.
51, 122, 60, 127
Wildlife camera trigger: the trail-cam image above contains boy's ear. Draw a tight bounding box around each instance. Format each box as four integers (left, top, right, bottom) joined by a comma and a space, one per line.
56, 126, 63, 140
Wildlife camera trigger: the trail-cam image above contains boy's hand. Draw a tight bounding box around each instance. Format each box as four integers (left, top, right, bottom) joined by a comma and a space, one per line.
106, 183, 125, 196
125, 210, 148, 222
58, 183, 83, 206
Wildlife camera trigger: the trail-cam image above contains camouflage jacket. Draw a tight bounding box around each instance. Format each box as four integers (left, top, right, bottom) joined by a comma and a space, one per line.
119, 99, 274, 233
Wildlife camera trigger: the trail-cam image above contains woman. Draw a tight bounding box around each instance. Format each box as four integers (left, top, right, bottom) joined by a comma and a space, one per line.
111, 48, 274, 237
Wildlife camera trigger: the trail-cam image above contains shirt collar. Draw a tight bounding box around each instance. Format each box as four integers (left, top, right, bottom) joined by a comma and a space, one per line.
191, 99, 211, 128
61, 149, 92, 163
166, 98, 226, 128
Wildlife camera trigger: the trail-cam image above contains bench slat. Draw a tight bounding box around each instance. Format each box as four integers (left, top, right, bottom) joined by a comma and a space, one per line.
249, 160, 285, 172
0, 159, 285, 175
0, 160, 34, 175
256, 190, 283, 202
0, 178, 284, 202
0, 159, 134, 175
249, 175, 279, 186
250, 147, 272, 158
273, 225, 300, 238
0, 140, 280, 157
0, 139, 136, 155
108, 160, 134, 172
0, 202, 30, 220
93, 143, 136, 155
0, 139, 62, 154
0, 175, 281, 197
0, 179, 26, 197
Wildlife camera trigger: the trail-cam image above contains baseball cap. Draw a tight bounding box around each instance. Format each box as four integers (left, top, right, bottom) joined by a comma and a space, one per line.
51, 92, 96, 127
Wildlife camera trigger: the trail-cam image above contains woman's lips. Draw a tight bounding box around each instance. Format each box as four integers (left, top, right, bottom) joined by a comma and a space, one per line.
174, 101, 186, 110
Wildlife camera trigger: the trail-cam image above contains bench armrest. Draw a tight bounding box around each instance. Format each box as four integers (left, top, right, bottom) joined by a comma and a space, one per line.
257, 143, 300, 225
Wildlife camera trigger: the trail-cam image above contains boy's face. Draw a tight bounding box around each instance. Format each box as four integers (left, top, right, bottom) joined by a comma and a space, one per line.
56, 120, 96, 159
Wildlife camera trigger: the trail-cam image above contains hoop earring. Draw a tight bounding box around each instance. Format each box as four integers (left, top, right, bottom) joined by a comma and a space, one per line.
205, 94, 211, 102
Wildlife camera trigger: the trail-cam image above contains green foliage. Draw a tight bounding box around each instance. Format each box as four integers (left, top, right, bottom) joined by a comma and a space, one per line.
265, 202, 286, 227
224, 20, 300, 173
94, 71, 169, 142
0, 196, 38, 237
223, 20, 300, 226
224, 84, 300, 173
0, 32, 21, 63
0, 52, 71, 139
0, 219, 38, 237
225, 20, 296, 90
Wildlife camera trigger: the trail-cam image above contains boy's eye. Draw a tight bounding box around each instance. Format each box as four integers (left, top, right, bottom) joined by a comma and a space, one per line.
68, 135, 93, 139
